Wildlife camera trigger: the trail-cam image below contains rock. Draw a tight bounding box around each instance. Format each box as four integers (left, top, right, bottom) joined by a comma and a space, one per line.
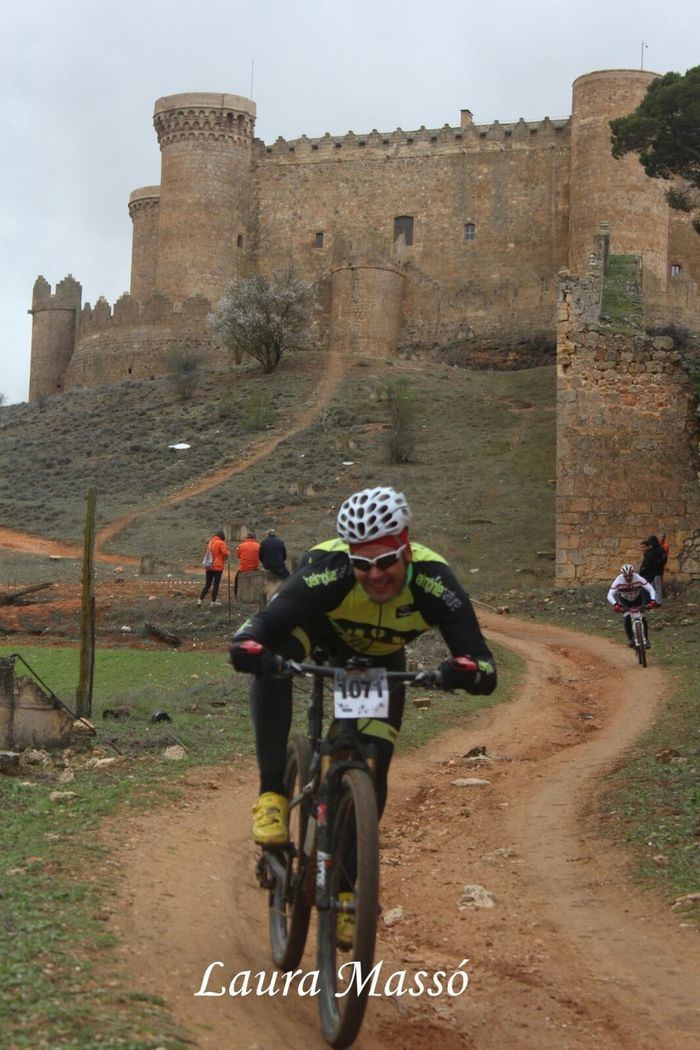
383, 906, 405, 928
23, 748, 50, 766
57, 768, 75, 784
412, 696, 431, 710
481, 847, 516, 863
655, 748, 681, 763
464, 755, 494, 768
92, 757, 119, 770
451, 778, 491, 787
164, 745, 187, 761
150, 710, 172, 723
49, 791, 77, 803
459, 884, 495, 909
72, 718, 95, 734
0, 751, 20, 776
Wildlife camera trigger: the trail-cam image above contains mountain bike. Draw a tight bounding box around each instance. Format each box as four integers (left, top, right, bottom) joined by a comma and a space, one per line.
255, 653, 466, 1048
617, 605, 651, 667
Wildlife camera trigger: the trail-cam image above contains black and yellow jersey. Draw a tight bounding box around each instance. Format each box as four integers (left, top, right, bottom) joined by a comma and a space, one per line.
234, 538, 495, 671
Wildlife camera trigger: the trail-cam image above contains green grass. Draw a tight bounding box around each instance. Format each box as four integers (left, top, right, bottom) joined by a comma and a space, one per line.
600, 254, 644, 329
0, 636, 523, 1048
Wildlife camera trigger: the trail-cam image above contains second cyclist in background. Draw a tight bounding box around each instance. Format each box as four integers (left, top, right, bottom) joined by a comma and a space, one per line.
607, 563, 657, 649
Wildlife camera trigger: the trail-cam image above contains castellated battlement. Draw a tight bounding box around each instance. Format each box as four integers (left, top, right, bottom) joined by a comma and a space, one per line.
31, 274, 82, 311
256, 116, 570, 161
154, 92, 256, 149
79, 290, 213, 334
63, 289, 224, 392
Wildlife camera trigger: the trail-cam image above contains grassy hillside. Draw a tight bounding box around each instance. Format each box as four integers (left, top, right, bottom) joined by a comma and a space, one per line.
0, 353, 556, 597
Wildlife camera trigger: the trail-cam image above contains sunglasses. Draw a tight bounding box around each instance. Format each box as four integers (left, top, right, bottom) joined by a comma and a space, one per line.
348, 544, 406, 572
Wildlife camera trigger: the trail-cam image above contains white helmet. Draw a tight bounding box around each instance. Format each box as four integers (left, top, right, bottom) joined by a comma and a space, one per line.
621, 563, 635, 579
336, 487, 411, 543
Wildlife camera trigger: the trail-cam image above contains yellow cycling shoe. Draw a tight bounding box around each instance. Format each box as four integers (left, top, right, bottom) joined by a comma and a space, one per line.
252, 792, 288, 846
336, 891, 355, 950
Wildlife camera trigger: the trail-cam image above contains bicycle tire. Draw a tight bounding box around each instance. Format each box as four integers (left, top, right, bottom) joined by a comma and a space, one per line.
269, 734, 313, 970
634, 620, 647, 668
317, 768, 379, 1049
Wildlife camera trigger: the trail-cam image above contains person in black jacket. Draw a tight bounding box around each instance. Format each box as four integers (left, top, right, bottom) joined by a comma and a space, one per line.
258, 528, 290, 579
640, 535, 666, 603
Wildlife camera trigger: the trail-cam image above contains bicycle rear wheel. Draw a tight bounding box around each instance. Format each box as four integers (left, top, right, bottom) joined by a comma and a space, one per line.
269, 734, 313, 970
317, 768, 379, 1049
633, 619, 647, 667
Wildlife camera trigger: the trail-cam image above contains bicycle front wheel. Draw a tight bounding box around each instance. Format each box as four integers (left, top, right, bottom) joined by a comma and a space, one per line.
317, 768, 379, 1049
633, 619, 647, 667
269, 734, 313, 970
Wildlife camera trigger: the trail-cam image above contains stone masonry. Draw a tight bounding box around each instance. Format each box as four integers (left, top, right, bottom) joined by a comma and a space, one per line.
29, 68, 700, 399
556, 253, 700, 584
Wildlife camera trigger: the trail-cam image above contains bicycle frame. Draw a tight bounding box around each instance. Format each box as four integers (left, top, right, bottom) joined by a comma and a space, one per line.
257, 655, 449, 1047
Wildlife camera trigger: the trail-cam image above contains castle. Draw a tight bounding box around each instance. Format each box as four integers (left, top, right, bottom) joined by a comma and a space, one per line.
29, 68, 699, 399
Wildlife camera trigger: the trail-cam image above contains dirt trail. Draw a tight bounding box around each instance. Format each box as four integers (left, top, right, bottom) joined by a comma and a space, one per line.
108, 616, 699, 1050
0, 350, 346, 564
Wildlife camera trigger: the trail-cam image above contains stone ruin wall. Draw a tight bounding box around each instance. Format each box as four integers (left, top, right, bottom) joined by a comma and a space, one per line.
556, 266, 700, 585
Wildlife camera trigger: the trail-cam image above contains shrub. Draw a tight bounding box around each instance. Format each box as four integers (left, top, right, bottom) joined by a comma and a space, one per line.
166, 345, 202, 402
241, 388, 276, 431
383, 378, 417, 463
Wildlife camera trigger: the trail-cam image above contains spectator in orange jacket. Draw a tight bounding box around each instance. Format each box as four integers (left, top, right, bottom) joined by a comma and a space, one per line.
237, 532, 261, 573
198, 530, 229, 606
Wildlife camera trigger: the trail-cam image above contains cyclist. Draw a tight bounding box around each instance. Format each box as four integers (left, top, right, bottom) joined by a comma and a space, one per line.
230, 486, 496, 938
607, 563, 657, 648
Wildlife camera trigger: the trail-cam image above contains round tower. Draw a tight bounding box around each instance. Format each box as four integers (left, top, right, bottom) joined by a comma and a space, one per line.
153, 92, 255, 304
28, 275, 82, 400
330, 263, 404, 357
128, 186, 160, 301
569, 70, 669, 290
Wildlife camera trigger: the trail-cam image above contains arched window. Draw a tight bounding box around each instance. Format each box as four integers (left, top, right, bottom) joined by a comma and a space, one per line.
464, 222, 476, 242
394, 215, 414, 246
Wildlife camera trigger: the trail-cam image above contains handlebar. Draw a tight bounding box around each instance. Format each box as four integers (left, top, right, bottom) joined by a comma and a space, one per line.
272, 657, 476, 688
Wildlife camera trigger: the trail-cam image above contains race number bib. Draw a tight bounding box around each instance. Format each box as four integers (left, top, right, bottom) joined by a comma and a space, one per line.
333, 668, 389, 718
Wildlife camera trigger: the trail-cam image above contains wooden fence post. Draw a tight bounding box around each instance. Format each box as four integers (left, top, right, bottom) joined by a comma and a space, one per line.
76, 487, 96, 719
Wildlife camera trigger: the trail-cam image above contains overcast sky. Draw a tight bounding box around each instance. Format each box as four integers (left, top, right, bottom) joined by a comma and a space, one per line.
1, 0, 697, 403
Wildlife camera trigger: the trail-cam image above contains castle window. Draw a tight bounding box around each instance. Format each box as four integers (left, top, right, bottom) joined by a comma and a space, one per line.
382, 139, 389, 146
358, 140, 366, 147
505, 130, 512, 137
289, 145, 295, 152
464, 222, 476, 242
670, 263, 682, 277
430, 135, 437, 143
406, 137, 414, 144
394, 215, 414, 246
312, 143, 319, 150
315, 232, 325, 249
455, 133, 463, 140
237, 234, 244, 248
530, 128, 538, 136
335, 142, 342, 149
479, 131, 487, 139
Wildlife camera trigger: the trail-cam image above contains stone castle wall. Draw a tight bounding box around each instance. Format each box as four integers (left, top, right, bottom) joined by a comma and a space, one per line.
556, 266, 700, 584
64, 291, 225, 389
254, 116, 571, 349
